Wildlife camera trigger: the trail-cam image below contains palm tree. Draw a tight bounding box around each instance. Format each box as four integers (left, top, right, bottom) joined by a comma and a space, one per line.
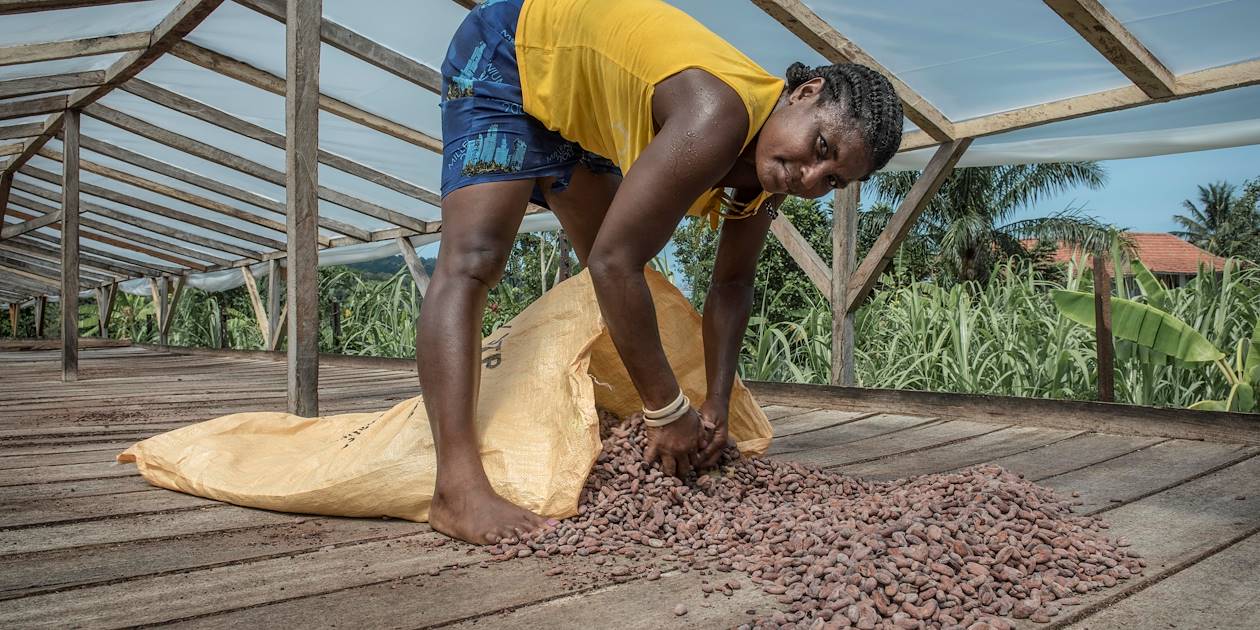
1171, 181, 1249, 256
869, 162, 1110, 283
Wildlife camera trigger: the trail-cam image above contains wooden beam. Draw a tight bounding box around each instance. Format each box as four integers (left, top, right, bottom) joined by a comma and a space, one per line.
0, 236, 129, 278
1093, 254, 1115, 402
769, 213, 831, 297
0, 95, 67, 122
122, 78, 438, 207
13, 228, 181, 276
151, 275, 167, 345
267, 299, 287, 352
266, 258, 281, 348
33, 293, 45, 338
1, 264, 60, 292
7, 302, 15, 337
847, 139, 971, 313
831, 185, 858, 386
6, 197, 211, 271
900, 57, 1260, 152
79, 136, 370, 242
2, 0, 225, 178
0, 234, 150, 278
171, 40, 442, 153
0, 171, 9, 225
0, 70, 105, 99
0, 143, 23, 157
0, 251, 80, 282
1044, 0, 1175, 99
160, 274, 185, 341
96, 282, 116, 338
0, 32, 149, 67
84, 104, 432, 234
13, 176, 256, 262
0, 247, 115, 284
39, 145, 315, 246
0, 123, 42, 141
0, 1, 148, 15
236, 0, 442, 94
749, 0, 954, 142
396, 236, 430, 297
239, 266, 270, 343
0, 208, 59, 239
286, 0, 320, 416
23, 164, 280, 255
60, 108, 78, 381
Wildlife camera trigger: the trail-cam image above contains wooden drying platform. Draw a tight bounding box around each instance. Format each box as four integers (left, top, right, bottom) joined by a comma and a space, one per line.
1, 345, 1258, 629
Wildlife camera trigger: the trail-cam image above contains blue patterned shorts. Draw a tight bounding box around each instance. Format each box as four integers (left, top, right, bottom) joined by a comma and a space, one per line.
439, 0, 620, 207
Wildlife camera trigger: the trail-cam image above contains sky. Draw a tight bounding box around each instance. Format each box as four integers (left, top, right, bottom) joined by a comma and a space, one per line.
1011, 143, 1260, 233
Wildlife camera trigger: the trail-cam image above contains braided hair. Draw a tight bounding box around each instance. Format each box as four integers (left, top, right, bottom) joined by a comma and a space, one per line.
784, 62, 903, 173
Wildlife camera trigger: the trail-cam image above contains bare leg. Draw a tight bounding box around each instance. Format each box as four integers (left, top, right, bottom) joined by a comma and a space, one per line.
540, 165, 622, 265
419, 179, 549, 545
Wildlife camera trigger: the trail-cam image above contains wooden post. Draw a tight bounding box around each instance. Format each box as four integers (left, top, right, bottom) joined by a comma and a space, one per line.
0, 171, 12, 226
7, 302, 16, 338
847, 139, 971, 313
34, 294, 46, 338
267, 258, 281, 345
286, 0, 321, 416
330, 300, 340, 350
830, 185, 859, 386
60, 108, 79, 382
96, 282, 116, 339
240, 267, 271, 344
396, 236, 430, 298
217, 296, 228, 349
155, 275, 168, 345
556, 230, 572, 283
268, 301, 289, 351
1093, 254, 1115, 402
159, 275, 185, 344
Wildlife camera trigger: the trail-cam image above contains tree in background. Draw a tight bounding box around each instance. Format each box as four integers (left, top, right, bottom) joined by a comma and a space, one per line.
1172, 177, 1259, 263
1172, 181, 1247, 256
672, 196, 832, 322
869, 162, 1111, 283
1237, 176, 1260, 262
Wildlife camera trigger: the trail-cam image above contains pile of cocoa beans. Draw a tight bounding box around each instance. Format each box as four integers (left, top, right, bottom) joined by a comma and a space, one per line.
488, 412, 1144, 629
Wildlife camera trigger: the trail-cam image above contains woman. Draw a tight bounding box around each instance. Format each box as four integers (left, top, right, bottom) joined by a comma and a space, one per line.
419, 0, 903, 545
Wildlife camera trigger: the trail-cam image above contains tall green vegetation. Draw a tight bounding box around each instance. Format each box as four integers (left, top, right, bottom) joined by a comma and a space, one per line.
1173, 179, 1260, 261
740, 257, 1259, 410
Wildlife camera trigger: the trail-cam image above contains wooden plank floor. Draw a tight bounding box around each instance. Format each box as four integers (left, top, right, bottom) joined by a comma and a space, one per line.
1, 346, 1257, 629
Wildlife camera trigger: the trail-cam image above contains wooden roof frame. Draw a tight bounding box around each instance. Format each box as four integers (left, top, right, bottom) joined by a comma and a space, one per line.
0, 0, 1254, 397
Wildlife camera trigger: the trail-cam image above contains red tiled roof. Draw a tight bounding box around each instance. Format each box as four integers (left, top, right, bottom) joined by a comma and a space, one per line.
1023, 233, 1228, 275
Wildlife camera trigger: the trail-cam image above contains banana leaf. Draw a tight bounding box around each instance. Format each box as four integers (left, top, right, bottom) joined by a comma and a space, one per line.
1189, 399, 1228, 412
1231, 382, 1255, 412
1052, 289, 1224, 363
1130, 260, 1168, 311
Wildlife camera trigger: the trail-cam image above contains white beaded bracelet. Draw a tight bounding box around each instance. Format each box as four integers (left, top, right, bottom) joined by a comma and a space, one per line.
643, 391, 690, 428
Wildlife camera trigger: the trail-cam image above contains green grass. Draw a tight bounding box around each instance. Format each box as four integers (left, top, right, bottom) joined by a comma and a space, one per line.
15, 251, 1252, 413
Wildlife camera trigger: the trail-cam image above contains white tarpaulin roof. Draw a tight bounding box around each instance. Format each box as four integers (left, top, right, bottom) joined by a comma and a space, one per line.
1, 0, 1258, 302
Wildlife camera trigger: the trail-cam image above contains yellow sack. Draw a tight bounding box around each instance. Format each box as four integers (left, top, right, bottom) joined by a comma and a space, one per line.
118, 269, 772, 522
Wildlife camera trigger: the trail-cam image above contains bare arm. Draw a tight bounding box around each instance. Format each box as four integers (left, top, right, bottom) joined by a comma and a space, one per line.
586, 70, 748, 477
697, 194, 778, 465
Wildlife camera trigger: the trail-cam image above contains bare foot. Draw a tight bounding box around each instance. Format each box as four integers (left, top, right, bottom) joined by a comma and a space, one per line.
430, 482, 550, 545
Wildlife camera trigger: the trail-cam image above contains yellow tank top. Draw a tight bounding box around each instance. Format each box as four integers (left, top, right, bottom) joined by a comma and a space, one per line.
515, 0, 783, 226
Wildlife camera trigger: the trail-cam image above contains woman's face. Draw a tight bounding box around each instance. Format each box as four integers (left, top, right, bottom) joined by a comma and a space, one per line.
755, 77, 874, 199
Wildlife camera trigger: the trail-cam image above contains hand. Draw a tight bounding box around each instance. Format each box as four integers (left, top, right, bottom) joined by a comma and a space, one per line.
697, 397, 733, 469
643, 407, 703, 479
